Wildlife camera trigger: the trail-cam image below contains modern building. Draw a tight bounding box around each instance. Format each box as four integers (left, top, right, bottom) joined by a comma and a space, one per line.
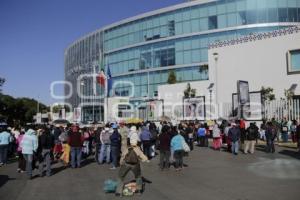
64, 0, 300, 123
159, 26, 300, 121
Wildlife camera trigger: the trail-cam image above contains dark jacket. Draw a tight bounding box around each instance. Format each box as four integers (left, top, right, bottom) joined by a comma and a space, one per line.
297, 125, 300, 139
39, 133, 55, 150
159, 132, 171, 151
68, 131, 83, 147
110, 130, 121, 147
265, 126, 277, 141
228, 127, 241, 142
245, 125, 259, 141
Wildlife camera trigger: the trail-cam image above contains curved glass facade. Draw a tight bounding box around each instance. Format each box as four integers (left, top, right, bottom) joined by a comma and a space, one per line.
65, 0, 300, 122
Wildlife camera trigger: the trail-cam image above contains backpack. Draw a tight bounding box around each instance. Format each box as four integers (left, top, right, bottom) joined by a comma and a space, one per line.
124, 147, 139, 165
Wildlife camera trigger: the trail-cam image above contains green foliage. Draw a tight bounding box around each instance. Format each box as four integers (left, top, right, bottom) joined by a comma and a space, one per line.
167, 70, 177, 84
261, 86, 275, 102
184, 83, 197, 98
0, 77, 5, 93
0, 93, 48, 126
52, 105, 70, 113
284, 89, 294, 101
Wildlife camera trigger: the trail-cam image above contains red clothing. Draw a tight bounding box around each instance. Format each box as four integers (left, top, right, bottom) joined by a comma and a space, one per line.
68, 131, 83, 147
240, 120, 246, 129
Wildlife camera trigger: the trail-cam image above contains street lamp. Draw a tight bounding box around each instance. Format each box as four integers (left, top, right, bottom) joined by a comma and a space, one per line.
207, 83, 214, 120
80, 80, 85, 123
213, 52, 219, 119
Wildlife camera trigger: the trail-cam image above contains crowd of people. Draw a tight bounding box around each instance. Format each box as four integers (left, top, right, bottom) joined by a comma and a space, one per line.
0, 117, 300, 195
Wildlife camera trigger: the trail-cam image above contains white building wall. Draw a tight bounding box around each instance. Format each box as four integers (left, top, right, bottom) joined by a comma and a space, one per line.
208, 28, 300, 104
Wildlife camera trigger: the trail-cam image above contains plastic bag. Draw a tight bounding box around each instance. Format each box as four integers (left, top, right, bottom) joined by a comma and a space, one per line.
103, 179, 118, 193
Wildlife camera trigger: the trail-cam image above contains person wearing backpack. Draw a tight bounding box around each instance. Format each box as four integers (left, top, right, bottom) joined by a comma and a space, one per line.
244, 123, 259, 154
115, 129, 149, 197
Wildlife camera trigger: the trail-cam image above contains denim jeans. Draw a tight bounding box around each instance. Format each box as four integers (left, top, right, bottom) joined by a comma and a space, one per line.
99, 144, 111, 164
232, 141, 239, 154
160, 150, 170, 169
71, 147, 82, 168
39, 149, 52, 176
0, 144, 8, 164
23, 154, 33, 178
174, 150, 184, 169
111, 146, 119, 168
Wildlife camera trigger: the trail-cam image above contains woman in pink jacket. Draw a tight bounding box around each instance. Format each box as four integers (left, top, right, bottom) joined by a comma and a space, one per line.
16, 129, 26, 173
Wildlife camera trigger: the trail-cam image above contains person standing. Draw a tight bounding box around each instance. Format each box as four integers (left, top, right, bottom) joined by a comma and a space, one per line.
119, 122, 129, 154
158, 125, 171, 170
290, 120, 297, 143
0, 127, 11, 166
110, 124, 121, 170
16, 129, 26, 172
68, 125, 83, 168
212, 124, 221, 151
281, 118, 289, 143
296, 122, 300, 153
99, 126, 111, 164
228, 123, 241, 155
20, 129, 38, 179
244, 123, 259, 154
115, 131, 149, 197
140, 125, 152, 159
265, 122, 277, 153
59, 127, 70, 166
38, 127, 55, 177
197, 124, 206, 147
171, 131, 185, 171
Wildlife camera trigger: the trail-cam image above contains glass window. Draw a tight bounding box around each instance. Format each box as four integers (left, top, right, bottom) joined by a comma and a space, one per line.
266, 0, 277, 8
246, 0, 257, 10
258, 9, 267, 23
217, 3, 226, 14
288, 0, 298, 8
200, 49, 208, 62
182, 8, 191, 21
289, 49, 300, 72
183, 40, 191, 50
208, 16, 218, 30
191, 38, 200, 49
237, 0, 246, 11
191, 49, 201, 63
279, 8, 288, 22
183, 50, 191, 64
175, 22, 183, 35
191, 7, 200, 19
237, 11, 247, 25
174, 10, 183, 22
226, 1, 236, 13
208, 4, 217, 16
182, 21, 191, 34
246, 10, 257, 24
218, 15, 227, 29
200, 18, 208, 31
199, 6, 208, 18
227, 13, 237, 27
200, 38, 208, 48
288, 8, 298, 22
176, 51, 184, 65
268, 8, 278, 22
278, 0, 288, 8
191, 19, 200, 32
175, 40, 184, 51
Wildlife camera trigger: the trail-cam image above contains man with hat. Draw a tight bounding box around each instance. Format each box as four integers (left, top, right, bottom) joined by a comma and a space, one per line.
115, 126, 149, 197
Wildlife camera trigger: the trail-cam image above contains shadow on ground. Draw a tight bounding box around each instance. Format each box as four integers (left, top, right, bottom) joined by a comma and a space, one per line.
0, 175, 15, 188
278, 149, 300, 160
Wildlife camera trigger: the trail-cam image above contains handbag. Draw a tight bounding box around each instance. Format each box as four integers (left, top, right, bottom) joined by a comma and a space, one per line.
182, 140, 190, 152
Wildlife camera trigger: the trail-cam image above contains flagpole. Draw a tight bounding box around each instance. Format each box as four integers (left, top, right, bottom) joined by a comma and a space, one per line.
93, 64, 96, 123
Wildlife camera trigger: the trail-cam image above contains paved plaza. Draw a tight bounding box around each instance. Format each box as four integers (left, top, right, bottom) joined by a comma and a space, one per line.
0, 145, 300, 200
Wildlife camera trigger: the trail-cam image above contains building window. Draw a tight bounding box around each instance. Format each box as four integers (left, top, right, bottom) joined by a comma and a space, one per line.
287, 49, 300, 74
208, 16, 218, 30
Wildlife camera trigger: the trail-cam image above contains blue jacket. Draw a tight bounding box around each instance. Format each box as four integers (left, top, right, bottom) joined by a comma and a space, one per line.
171, 134, 184, 152
140, 127, 151, 141
0, 131, 11, 145
20, 129, 38, 155
197, 128, 206, 137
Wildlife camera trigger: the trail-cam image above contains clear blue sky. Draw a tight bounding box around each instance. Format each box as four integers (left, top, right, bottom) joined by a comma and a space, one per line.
0, 0, 183, 105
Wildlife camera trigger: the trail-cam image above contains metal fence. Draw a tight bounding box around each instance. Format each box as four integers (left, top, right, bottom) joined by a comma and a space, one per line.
264, 99, 300, 121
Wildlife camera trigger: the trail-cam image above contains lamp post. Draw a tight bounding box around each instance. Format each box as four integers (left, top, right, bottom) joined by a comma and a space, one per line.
80, 80, 85, 123
213, 52, 219, 119
207, 83, 214, 120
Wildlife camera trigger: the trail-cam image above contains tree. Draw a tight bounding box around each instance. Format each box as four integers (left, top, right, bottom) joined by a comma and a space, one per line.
184, 83, 197, 98
284, 89, 294, 101
261, 86, 275, 102
0, 77, 5, 93
167, 70, 177, 84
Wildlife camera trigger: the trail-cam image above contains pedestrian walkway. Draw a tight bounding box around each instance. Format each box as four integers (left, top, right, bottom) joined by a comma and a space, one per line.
0, 146, 299, 200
